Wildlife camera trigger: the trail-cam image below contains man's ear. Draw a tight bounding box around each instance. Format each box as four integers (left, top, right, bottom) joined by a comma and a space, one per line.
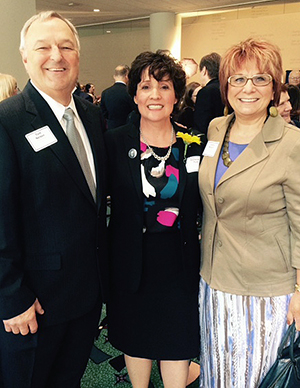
20, 50, 28, 65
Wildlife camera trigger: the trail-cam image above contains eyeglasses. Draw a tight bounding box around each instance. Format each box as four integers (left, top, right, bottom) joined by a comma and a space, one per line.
228, 74, 272, 87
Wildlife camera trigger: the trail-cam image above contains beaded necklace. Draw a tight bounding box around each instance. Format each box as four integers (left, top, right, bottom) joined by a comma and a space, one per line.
222, 118, 235, 168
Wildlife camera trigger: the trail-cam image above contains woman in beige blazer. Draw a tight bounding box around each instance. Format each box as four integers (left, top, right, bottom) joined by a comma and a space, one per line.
199, 38, 300, 387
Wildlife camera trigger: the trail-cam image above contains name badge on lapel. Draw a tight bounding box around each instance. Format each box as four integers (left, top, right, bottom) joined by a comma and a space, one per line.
186, 156, 200, 173
25, 126, 58, 152
202, 141, 219, 157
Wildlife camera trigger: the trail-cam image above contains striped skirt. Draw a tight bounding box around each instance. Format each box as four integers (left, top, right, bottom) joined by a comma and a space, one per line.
199, 278, 292, 388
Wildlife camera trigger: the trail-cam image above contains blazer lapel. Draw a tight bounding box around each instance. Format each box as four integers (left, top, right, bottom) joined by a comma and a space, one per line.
217, 115, 283, 188
176, 132, 187, 206
204, 115, 230, 194
124, 123, 144, 205
23, 83, 95, 206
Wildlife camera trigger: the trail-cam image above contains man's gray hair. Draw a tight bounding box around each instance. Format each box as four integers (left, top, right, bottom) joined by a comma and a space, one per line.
114, 65, 130, 78
19, 11, 80, 52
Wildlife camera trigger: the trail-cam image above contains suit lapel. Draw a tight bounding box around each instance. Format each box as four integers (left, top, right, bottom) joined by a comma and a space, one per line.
74, 98, 105, 210
175, 128, 187, 206
217, 131, 268, 188
23, 83, 96, 207
124, 123, 144, 205
204, 115, 230, 194
214, 115, 285, 189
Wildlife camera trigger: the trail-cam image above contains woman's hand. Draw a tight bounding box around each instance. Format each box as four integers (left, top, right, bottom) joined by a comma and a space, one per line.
287, 291, 300, 331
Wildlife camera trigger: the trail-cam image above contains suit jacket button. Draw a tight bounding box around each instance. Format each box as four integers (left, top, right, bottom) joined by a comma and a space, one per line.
218, 197, 224, 204
143, 227, 147, 233
217, 240, 222, 247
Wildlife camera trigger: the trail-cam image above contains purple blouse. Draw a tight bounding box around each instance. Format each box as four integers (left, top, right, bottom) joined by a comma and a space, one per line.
215, 141, 248, 190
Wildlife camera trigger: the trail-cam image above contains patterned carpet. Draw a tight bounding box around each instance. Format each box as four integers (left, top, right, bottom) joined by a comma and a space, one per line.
81, 305, 200, 388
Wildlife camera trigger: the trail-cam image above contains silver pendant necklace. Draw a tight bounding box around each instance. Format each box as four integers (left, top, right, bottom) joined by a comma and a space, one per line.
140, 127, 175, 162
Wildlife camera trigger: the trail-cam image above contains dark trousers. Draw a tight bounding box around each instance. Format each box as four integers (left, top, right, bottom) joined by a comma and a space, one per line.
0, 301, 102, 388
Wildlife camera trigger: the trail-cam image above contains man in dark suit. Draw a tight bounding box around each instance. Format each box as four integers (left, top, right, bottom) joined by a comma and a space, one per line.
193, 52, 224, 138
73, 82, 94, 103
0, 11, 107, 388
100, 65, 136, 130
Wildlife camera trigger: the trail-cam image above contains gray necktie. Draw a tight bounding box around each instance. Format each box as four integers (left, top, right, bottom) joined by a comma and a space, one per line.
63, 108, 96, 201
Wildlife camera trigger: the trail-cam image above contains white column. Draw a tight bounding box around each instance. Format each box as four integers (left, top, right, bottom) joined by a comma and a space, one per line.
150, 12, 182, 60
0, 0, 36, 89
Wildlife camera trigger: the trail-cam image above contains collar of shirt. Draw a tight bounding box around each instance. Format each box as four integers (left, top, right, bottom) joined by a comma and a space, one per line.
30, 81, 80, 132
30, 81, 96, 184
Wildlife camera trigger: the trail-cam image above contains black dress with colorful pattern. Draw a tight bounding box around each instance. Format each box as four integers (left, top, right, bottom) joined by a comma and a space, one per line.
108, 139, 200, 360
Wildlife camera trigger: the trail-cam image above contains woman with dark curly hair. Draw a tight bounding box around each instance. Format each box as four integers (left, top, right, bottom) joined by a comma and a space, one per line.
105, 50, 202, 387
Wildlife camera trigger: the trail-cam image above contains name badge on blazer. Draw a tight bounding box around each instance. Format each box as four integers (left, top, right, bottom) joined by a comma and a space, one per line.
25, 126, 58, 152
202, 141, 219, 157
186, 155, 200, 173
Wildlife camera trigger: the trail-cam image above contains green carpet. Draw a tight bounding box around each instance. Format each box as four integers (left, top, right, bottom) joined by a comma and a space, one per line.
81, 305, 199, 388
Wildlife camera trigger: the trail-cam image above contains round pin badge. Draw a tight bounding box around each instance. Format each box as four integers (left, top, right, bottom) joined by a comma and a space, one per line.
128, 148, 137, 159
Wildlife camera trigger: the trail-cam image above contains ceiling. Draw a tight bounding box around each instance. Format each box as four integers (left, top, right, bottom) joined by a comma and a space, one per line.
36, 0, 293, 27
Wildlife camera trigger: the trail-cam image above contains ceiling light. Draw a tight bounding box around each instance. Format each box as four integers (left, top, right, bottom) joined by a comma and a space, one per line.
93, 9, 100, 12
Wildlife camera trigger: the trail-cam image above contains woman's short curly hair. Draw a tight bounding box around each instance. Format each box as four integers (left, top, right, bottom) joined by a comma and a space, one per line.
219, 38, 283, 109
128, 50, 186, 105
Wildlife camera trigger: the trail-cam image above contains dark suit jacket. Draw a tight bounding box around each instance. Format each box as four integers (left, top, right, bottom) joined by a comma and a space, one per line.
104, 120, 202, 294
100, 82, 136, 130
0, 82, 108, 326
193, 78, 224, 137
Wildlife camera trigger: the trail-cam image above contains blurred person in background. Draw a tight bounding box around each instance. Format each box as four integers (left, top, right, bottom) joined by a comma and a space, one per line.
288, 69, 300, 86
193, 52, 224, 138
276, 83, 300, 127
0, 73, 18, 102
84, 83, 100, 104
100, 65, 136, 130
173, 81, 201, 130
288, 83, 300, 122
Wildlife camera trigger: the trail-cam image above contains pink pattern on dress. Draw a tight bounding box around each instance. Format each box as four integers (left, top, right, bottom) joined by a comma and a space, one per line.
157, 210, 178, 227
140, 141, 147, 152
165, 165, 179, 182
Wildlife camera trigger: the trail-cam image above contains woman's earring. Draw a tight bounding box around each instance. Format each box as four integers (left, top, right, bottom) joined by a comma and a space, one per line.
269, 106, 278, 117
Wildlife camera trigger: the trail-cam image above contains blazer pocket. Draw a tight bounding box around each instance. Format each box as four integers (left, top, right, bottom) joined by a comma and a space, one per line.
274, 232, 290, 272
24, 254, 61, 270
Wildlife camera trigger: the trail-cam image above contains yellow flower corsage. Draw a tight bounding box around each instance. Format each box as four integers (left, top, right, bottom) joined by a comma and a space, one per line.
176, 131, 201, 161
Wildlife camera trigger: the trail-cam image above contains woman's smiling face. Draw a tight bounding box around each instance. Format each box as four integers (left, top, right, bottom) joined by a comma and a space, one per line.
227, 61, 274, 121
134, 68, 177, 124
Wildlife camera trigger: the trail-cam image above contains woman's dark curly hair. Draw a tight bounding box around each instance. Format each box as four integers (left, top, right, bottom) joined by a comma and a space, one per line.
128, 50, 186, 105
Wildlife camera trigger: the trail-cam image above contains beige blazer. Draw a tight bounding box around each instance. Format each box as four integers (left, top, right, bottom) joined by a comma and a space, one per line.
199, 113, 300, 296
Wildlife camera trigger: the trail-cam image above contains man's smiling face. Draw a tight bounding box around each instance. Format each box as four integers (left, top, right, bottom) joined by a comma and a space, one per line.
21, 17, 79, 104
